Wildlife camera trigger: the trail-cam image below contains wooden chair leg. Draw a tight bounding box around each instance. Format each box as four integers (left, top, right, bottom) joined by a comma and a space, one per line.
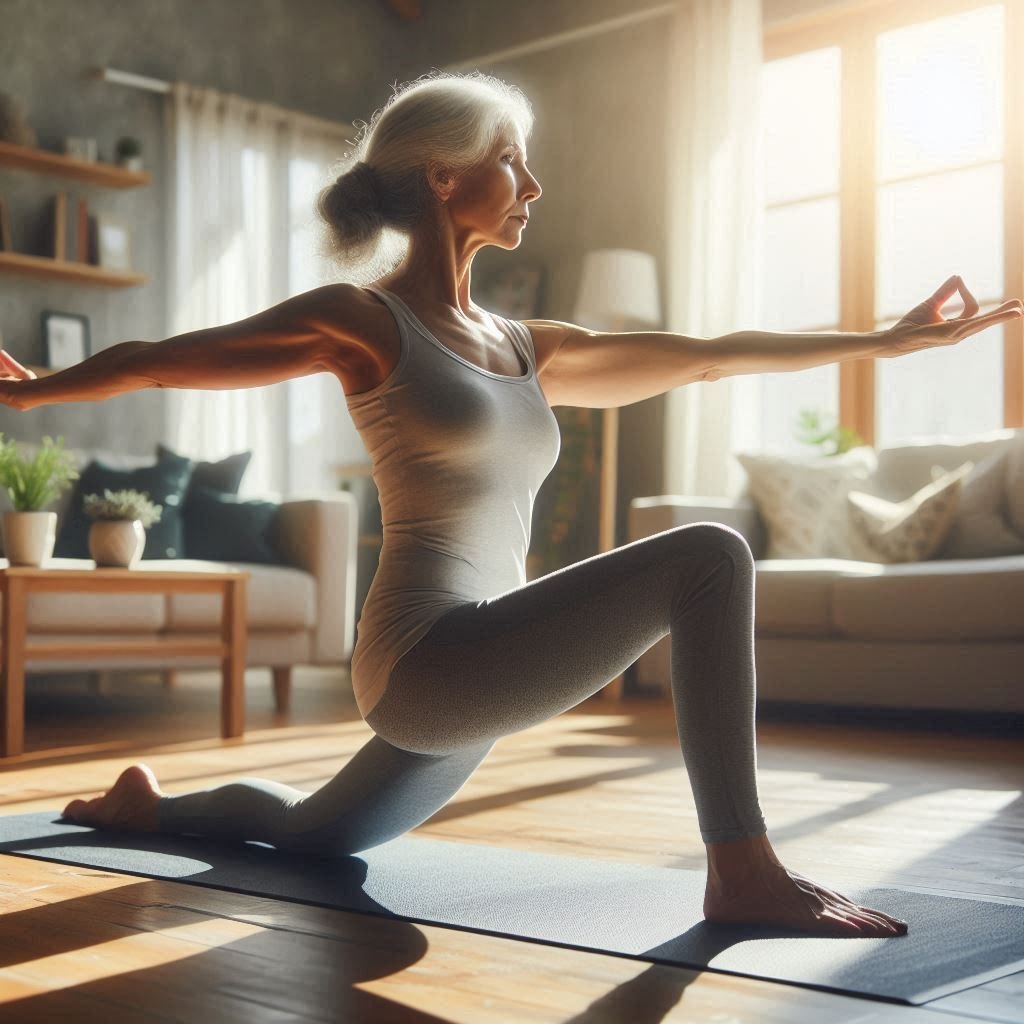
162, 669, 177, 690
272, 666, 292, 712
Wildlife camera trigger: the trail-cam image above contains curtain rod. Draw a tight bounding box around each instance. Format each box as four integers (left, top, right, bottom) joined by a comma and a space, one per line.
89, 66, 356, 138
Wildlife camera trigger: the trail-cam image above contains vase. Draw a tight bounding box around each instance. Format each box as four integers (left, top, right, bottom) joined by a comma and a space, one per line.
2, 511, 58, 567
88, 519, 146, 568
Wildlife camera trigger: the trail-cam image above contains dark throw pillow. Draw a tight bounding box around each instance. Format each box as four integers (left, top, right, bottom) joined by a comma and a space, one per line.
54, 448, 194, 560
183, 484, 284, 564
156, 443, 252, 500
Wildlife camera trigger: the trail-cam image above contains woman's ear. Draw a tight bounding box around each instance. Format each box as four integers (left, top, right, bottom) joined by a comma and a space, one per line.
425, 161, 456, 204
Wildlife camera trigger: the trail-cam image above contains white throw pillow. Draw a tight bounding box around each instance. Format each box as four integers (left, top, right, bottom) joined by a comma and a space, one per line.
1005, 434, 1024, 537
931, 451, 1024, 559
844, 461, 972, 564
735, 446, 878, 559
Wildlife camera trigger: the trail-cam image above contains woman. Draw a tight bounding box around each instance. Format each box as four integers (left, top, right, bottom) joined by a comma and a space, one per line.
4, 70, 1020, 937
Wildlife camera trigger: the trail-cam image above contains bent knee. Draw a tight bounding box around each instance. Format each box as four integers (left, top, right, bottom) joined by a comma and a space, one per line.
672, 522, 755, 568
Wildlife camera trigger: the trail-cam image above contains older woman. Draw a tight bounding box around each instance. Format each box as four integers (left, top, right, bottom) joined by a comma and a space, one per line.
9, 69, 1021, 938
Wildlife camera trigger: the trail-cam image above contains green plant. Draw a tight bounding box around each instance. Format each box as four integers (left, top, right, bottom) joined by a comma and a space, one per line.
0, 434, 79, 511
83, 488, 162, 527
794, 408, 865, 455
115, 136, 142, 159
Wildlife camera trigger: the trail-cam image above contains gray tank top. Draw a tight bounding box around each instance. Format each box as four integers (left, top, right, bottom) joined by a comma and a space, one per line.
345, 285, 562, 718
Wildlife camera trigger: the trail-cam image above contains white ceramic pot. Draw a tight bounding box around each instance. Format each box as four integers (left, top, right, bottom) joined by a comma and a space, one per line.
2, 511, 57, 567
89, 519, 146, 568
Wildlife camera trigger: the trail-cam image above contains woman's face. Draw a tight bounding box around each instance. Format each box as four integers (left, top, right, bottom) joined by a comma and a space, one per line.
442, 129, 542, 248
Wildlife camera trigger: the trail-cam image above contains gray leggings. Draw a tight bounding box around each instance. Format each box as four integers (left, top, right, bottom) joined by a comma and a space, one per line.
157, 523, 768, 854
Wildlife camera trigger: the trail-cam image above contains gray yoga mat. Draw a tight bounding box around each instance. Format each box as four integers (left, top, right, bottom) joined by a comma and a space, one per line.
1, 811, 1021, 1006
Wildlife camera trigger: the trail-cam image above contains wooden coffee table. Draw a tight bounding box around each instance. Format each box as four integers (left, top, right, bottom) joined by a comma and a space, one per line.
0, 559, 249, 758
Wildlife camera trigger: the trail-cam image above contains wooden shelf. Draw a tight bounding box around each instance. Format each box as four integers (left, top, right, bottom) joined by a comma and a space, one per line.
0, 250, 146, 287
0, 140, 151, 189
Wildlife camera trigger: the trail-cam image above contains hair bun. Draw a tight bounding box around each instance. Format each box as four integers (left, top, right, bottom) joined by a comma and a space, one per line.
344, 160, 381, 208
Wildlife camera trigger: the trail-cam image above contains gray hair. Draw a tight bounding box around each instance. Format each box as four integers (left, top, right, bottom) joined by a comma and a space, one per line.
314, 69, 534, 285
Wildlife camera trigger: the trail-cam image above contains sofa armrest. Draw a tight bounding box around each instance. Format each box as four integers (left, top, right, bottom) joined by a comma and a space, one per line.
271, 491, 358, 663
628, 495, 766, 560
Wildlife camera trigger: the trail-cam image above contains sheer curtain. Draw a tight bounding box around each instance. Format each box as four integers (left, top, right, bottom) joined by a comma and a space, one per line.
162, 81, 356, 498
662, 0, 766, 501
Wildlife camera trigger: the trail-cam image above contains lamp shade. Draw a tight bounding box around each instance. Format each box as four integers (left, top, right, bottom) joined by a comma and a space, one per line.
572, 248, 661, 330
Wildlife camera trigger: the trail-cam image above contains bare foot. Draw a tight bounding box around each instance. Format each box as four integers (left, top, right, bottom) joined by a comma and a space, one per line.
704, 858, 909, 937
62, 764, 164, 833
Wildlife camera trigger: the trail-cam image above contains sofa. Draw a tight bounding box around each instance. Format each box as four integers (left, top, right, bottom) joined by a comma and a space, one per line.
627, 428, 1024, 715
0, 444, 359, 711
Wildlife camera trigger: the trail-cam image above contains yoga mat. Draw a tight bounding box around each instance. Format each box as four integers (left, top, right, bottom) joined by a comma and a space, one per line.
1, 811, 1021, 1006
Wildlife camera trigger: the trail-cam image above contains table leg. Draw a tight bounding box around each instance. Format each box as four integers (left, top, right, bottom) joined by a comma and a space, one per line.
1, 576, 26, 757
221, 577, 246, 738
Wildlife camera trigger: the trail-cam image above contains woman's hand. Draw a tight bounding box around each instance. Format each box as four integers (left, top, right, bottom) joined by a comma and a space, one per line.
0, 349, 38, 411
883, 275, 1024, 357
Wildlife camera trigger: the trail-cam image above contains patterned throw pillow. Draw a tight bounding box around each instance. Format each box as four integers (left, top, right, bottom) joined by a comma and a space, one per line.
735, 447, 878, 559
844, 461, 973, 564
1005, 434, 1024, 538
931, 452, 1024, 559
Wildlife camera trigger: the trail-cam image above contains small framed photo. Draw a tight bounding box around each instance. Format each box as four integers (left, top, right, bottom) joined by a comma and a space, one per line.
41, 310, 91, 369
95, 215, 132, 271
476, 261, 545, 319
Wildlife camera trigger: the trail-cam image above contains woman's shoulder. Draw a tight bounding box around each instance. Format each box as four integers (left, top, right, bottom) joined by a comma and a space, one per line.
312, 283, 402, 396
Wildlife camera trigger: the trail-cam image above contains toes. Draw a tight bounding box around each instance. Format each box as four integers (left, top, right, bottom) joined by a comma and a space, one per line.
62, 798, 90, 820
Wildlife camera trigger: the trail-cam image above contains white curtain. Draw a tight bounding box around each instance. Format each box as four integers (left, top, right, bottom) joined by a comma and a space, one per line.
162, 82, 360, 498
662, 0, 766, 500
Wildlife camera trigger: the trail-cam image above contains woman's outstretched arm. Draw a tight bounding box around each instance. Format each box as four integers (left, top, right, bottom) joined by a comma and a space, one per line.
6, 284, 356, 410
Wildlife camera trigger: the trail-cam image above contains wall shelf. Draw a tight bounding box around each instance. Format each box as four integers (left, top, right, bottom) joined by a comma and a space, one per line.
0, 251, 146, 288
0, 140, 151, 189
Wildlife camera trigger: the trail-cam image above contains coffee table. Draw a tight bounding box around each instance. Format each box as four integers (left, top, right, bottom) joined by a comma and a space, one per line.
0, 559, 249, 758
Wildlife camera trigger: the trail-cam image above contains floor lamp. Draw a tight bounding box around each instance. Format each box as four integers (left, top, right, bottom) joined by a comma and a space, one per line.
573, 249, 662, 699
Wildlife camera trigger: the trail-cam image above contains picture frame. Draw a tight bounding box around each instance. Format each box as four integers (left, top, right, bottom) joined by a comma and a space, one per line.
476, 261, 545, 319
95, 215, 132, 272
41, 310, 90, 369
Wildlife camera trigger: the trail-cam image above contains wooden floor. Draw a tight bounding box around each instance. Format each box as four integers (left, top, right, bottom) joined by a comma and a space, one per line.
0, 666, 1020, 1023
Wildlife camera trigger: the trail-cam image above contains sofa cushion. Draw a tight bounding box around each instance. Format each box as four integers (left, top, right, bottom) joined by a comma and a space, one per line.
156, 443, 252, 500
932, 450, 1024, 559
872, 427, 1023, 500
53, 448, 194, 560
162, 560, 316, 631
1005, 434, 1024, 536
843, 461, 971, 563
183, 484, 284, 564
752, 560, 847, 634
734, 446, 877, 559
830, 554, 1024, 640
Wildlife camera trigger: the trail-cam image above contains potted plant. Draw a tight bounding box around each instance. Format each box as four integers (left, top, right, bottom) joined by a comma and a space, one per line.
114, 136, 143, 172
0, 434, 79, 566
794, 408, 866, 455
83, 488, 161, 568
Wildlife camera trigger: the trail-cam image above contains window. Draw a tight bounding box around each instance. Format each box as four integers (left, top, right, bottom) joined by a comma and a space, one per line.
760, 0, 1019, 449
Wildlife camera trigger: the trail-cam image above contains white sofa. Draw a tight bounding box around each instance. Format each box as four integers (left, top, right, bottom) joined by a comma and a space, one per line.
628, 428, 1024, 715
0, 446, 359, 710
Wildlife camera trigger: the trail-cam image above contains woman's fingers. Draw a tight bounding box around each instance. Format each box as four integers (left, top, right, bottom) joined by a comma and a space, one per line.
958, 302, 1024, 336
0, 350, 36, 379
